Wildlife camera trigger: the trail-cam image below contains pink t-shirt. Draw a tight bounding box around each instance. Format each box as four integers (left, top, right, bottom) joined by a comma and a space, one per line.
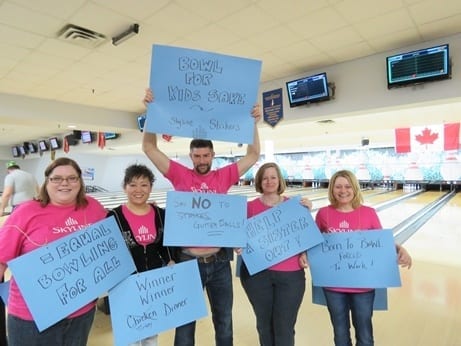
315, 204, 382, 292
166, 160, 239, 193
121, 204, 157, 246
166, 160, 239, 254
247, 197, 304, 272
0, 197, 107, 320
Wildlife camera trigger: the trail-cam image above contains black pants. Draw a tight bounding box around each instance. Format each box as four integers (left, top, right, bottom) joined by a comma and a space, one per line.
0, 276, 6, 346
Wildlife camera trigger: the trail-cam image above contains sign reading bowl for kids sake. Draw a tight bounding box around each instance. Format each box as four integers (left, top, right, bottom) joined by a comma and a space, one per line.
109, 260, 207, 346
307, 229, 402, 288
163, 191, 247, 247
241, 196, 324, 275
146, 44, 262, 144
7, 216, 136, 331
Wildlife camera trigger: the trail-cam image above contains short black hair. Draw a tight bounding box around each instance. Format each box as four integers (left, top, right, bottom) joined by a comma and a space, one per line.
190, 139, 213, 151
123, 164, 155, 187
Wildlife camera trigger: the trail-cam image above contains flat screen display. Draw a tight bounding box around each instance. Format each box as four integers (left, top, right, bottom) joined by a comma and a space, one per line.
286, 72, 330, 107
81, 131, 92, 143
49, 137, 60, 150
386, 44, 450, 89
11, 146, 20, 157
27, 142, 37, 153
104, 132, 118, 140
39, 140, 49, 151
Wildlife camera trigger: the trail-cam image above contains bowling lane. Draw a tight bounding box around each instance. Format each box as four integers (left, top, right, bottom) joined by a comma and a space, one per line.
306, 188, 384, 211
403, 192, 461, 267
364, 189, 407, 204
377, 191, 446, 229
309, 188, 415, 216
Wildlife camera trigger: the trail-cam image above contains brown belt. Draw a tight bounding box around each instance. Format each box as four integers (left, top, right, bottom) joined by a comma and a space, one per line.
180, 250, 223, 264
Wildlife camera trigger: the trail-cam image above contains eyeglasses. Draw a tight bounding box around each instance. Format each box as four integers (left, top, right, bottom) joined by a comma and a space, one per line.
48, 176, 80, 184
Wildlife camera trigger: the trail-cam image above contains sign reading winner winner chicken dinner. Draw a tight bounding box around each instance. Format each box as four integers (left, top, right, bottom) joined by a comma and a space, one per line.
146, 44, 262, 144
7, 217, 136, 331
109, 261, 207, 346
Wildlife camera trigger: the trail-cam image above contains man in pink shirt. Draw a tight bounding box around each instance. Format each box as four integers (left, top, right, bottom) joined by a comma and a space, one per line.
142, 88, 261, 346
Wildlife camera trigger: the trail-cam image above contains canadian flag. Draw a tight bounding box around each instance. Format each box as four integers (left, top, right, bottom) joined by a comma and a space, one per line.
395, 122, 460, 153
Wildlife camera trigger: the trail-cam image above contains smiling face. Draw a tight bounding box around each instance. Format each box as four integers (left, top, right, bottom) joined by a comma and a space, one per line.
260, 166, 280, 195
46, 165, 82, 206
332, 176, 355, 209
124, 175, 152, 206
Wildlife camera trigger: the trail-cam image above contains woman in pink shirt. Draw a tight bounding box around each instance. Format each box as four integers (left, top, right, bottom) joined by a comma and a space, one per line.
315, 169, 412, 346
239, 162, 311, 346
0, 158, 107, 346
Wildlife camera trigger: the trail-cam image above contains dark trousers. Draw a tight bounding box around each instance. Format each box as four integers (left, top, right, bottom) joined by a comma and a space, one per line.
0, 276, 6, 346
174, 259, 233, 346
240, 265, 305, 346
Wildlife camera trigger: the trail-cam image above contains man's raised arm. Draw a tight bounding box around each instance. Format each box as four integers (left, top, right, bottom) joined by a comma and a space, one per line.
236, 104, 261, 177
141, 88, 171, 175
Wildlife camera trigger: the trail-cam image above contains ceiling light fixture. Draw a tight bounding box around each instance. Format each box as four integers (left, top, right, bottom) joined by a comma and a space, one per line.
112, 24, 139, 46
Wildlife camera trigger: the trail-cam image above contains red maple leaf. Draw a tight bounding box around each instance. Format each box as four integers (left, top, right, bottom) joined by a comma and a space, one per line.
415, 127, 439, 145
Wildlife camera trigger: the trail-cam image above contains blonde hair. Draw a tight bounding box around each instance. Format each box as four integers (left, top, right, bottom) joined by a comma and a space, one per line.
328, 170, 363, 209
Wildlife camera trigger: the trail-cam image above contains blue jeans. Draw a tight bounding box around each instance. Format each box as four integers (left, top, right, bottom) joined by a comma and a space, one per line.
7, 307, 95, 346
174, 260, 233, 346
240, 265, 305, 346
323, 289, 375, 346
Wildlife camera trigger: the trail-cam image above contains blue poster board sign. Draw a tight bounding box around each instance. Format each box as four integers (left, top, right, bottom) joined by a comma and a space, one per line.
0, 280, 9, 305
308, 229, 401, 288
7, 217, 136, 331
241, 197, 324, 275
147, 44, 262, 144
109, 260, 207, 346
164, 191, 247, 247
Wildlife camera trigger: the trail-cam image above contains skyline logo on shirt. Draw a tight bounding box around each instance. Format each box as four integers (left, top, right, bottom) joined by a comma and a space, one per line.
327, 219, 353, 233
191, 182, 217, 193
65, 217, 78, 227
51, 217, 92, 234
339, 220, 349, 229
134, 224, 155, 243
138, 225, 149, 235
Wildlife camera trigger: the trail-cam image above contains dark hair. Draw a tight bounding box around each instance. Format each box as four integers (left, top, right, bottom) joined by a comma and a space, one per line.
254, 162, 286, 195
190, 139, 213, 151
39, 157, 88, 208
328, 169, 363, 209
123, 164, 155, 187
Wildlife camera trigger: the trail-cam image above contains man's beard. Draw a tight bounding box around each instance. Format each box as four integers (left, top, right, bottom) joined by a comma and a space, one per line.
195, 164, 211, 174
